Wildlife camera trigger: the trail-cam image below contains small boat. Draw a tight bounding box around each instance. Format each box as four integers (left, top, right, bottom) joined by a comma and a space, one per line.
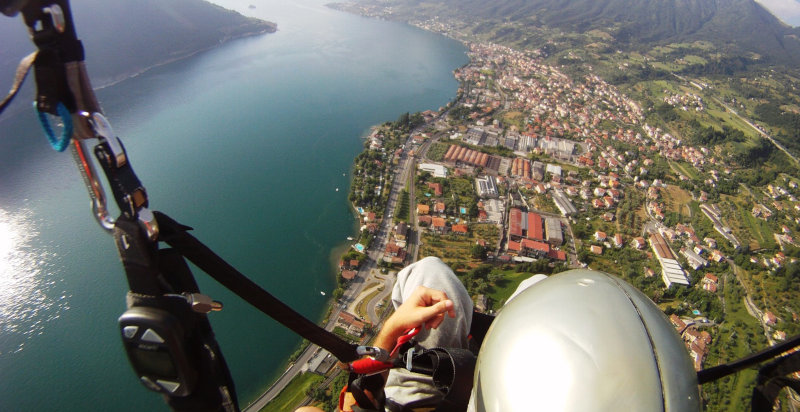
320, 291, 326, 296
336, 187, 339, 192
347, 236, 354, 241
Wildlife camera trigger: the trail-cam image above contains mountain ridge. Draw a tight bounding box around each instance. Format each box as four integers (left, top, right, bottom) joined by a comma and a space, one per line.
375, 0, 800, 65
0, 0, 276, 91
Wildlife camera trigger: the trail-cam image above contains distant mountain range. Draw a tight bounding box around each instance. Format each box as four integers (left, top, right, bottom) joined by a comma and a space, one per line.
0, 0, 275, 89
381, 0, 800, 65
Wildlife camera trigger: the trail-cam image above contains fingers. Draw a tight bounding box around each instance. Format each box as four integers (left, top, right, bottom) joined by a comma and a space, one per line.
418, 299, 454, 329
390, 286, 458, 333
415, 286, 456, 319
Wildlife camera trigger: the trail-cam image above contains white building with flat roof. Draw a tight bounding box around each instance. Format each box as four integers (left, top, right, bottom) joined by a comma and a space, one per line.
552, 189, 577, 216
475, 175, 499, 198
419, 163, 448, 178
649, 232, 690, 287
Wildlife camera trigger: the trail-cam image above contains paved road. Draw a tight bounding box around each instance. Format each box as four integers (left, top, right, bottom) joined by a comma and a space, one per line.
245, 122, 425, 411
367, 274, 394, 324
732, 261, 776, 347
712, 96, 800, 167
676, 72, 798, 167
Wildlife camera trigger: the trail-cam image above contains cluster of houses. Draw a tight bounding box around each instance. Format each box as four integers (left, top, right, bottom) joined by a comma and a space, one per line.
669, 314, 713, 370
663, 92, 705, 112
762, 311, 790, 343
455, 43, 643, 151
335, 311, 369, 338
590, 230, 635, 256
415, 202, 469, 236
338, 258, 361, 281
384, 222, 410, 265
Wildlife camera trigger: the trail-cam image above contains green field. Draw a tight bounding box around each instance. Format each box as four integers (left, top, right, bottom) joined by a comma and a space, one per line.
261, 372, 323, 412
733, 201, 776, 249
702, 274, 765, 412
682, 55, 708, 65
486, 270, 533, 310
420, 224, 500, 267
669, 160, 701, 181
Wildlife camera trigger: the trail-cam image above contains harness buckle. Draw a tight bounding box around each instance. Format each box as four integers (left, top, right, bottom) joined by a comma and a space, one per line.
84, 112, 126, 168
137, 207, 159, 242
356, 346, 390, 362
42, 4, 65, 33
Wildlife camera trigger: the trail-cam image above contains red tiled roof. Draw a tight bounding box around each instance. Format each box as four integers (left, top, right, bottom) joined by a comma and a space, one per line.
521, 239, 550, 253
510, 208, 523, 238
341, 270, 357, 280
427, 182, 443, 196
547, 250, 566, 261
528, 212, 543, 241
386, 243, 402, 254
452, 224, 468, 233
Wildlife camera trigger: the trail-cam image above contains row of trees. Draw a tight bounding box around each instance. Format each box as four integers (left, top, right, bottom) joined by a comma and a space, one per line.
689, 122, 746, 146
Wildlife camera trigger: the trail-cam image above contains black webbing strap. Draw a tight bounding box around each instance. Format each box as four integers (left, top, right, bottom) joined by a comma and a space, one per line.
155, 211, 361, 363
469, 311, 494, 347
20, 0, 84, 115
751, 351, 800, 411
115, 216, 239, 411
697, 333, 800, 384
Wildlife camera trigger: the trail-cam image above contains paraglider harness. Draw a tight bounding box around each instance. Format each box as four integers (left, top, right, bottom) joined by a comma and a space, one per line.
2, 1, 800, 411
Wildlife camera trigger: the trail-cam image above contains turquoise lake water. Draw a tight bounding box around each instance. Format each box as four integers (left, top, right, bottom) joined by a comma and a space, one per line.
0, 1, 467, 410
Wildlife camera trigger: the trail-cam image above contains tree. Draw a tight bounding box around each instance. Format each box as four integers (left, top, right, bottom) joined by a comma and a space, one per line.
471, 244, 488, 260
469, 264, 493, 280
469, 197, 480, 218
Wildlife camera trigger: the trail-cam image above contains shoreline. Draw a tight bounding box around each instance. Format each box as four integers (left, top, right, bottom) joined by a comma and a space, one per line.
243, 127, 370, 409
93, 27, 277, 90
244, 10, 470, 410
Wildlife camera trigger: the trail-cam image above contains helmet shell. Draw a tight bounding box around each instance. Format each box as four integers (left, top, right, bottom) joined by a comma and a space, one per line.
472, 269, 700, 411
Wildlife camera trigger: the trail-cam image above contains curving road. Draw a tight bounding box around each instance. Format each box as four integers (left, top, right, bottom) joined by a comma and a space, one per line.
367, 274, 394, 324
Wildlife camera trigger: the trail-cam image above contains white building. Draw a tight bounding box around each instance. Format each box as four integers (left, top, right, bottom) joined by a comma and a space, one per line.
475, 175, 499, 199
419, 163, 448, 178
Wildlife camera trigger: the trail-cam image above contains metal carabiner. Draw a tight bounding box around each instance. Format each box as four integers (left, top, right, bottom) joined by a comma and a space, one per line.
74, 111, 158, 241
68, 111, 130, 233
70, 136, 115, 232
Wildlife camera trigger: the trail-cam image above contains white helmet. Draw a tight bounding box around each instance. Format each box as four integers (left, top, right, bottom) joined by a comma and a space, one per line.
471, 269, 700, 411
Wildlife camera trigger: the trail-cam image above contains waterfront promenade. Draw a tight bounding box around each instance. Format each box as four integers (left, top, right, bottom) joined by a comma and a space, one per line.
244, 130, 422, 411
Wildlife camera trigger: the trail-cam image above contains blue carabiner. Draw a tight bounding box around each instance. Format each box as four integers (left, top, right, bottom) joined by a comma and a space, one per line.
35, 101, 73, 152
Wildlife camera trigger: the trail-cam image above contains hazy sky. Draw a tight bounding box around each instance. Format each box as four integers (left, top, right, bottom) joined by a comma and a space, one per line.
756, 0, 800, 26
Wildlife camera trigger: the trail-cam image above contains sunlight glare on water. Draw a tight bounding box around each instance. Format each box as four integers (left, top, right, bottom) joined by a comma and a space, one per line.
0, 207, 68, 355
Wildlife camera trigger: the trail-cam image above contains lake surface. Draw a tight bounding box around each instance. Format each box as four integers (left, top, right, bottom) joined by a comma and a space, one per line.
0, 1, 467, 410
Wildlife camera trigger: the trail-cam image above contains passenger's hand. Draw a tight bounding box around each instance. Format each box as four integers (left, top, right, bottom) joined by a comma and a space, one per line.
393, 285, 455, 330
375, 286, 455, 352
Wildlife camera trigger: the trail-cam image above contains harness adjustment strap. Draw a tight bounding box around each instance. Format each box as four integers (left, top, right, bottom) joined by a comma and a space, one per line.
155, 211, 361, 363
